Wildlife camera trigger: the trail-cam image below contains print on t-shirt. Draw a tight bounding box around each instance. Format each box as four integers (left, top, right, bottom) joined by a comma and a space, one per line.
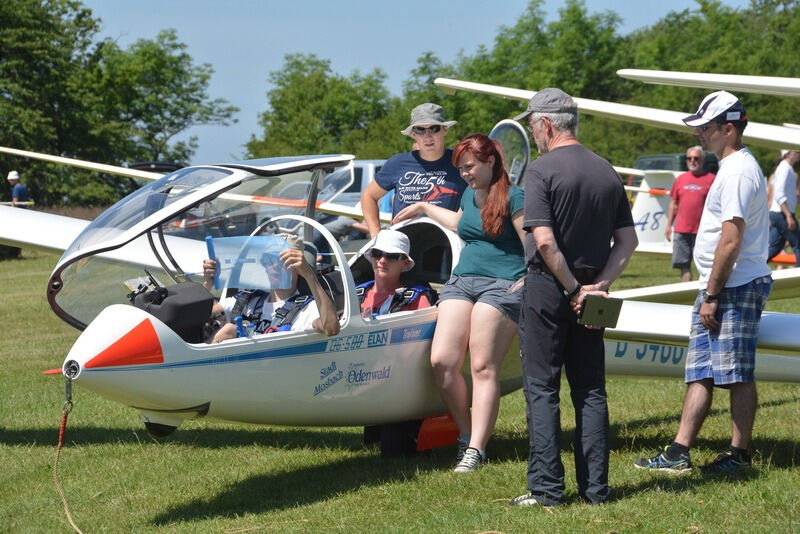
374, 149, 465, 216
397, 169, 461, 204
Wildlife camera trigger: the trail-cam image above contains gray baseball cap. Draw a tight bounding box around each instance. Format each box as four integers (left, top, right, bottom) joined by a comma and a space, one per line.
401, 103, 457, 136
513, 88, 578, 121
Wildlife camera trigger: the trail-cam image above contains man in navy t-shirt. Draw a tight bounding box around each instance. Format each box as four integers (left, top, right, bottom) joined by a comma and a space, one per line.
360, 103, 465, 237
7, 170, 29, 207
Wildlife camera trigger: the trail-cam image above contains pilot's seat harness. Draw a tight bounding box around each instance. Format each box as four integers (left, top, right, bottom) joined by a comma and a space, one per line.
230, 289, 314, 334
355, 280, 437, 316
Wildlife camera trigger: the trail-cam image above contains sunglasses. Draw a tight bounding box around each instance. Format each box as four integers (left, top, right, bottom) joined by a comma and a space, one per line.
411, 125, 442, 136
370, 249, 405, 261
259, 252, 280, 266
686, 156, 701, 161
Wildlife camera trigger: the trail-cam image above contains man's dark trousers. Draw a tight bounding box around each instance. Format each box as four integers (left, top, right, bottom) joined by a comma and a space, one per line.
519, 272, 610, 505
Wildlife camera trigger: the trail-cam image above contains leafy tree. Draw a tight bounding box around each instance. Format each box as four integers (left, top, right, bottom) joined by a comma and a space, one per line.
89, 30, 239, 163
1, 4, 238, 205
247, 53, 390, 157
623, 0, 800, 168
0, 0, 103, 203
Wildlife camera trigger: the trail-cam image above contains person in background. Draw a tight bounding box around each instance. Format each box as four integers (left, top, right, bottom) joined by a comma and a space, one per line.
665, 146, 716, 281
394, 133, 525, 473
7, 171, 29, 207
360, 103, 465, 237
767, 149, 800, 265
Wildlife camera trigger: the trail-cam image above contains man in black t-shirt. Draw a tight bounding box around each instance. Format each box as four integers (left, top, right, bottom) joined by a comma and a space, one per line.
507, 88, 638, 508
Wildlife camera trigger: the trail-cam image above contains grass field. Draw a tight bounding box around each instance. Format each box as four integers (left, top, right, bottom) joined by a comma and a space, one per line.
1, 250, 798, 533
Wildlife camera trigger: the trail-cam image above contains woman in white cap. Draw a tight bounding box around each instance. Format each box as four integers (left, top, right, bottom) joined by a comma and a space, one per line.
394, 133, 525, 472
360, 103, 465, 238
359, 229, 432, 317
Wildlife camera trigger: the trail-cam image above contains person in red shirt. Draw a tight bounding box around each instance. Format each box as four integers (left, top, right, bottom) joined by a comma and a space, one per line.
665, 146, 716, 281
359, 230, 432, 317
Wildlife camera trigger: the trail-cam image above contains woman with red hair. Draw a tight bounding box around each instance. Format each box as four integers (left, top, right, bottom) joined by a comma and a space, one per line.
393, 133, 525, 472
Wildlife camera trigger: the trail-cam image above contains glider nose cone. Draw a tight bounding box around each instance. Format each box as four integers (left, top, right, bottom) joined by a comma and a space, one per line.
63, 305, 165, 378
84, 318, 164, 369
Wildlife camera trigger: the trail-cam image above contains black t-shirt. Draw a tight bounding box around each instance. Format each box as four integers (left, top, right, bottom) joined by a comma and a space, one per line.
523, 144, 633, 271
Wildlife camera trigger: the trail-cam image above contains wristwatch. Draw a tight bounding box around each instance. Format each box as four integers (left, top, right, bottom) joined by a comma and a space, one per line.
702, 290, 719, 303
562, 283, 581, 300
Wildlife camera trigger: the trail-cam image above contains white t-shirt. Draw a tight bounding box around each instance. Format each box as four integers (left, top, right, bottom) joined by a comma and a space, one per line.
220, 291, 320, 332
693, 147, 771, 288
769, 159, 797, 213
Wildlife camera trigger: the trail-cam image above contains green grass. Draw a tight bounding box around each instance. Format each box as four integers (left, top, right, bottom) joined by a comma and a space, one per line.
1, 250, 799, 533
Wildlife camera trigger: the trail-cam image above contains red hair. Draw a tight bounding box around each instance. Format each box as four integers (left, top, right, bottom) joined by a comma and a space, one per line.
452, 134, 510, 239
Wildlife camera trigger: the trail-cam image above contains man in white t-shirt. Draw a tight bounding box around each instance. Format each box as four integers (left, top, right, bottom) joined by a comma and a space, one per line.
636, 91, 772, 476
203, 236, 340, 343
767, 149, 800, 264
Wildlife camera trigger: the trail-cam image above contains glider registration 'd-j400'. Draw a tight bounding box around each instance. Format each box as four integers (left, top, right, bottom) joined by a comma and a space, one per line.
0, 88, 799, 455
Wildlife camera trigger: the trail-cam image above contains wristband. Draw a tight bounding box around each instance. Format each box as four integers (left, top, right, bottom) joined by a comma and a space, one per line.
562, 284, 581, 300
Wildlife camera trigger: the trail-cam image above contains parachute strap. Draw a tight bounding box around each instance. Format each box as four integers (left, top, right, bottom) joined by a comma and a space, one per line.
388, 284, 436, 313
355, 281, 374, 305
263, 294, 314, 333
357, 281, 437, 316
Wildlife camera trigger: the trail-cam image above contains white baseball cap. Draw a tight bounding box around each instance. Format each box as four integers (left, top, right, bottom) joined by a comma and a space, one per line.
7, 170, 19, 182
368, 229, 415, 271
682, 91, 747, 128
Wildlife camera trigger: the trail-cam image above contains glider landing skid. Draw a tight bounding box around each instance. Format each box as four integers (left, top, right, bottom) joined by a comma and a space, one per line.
134, 401, 211, 438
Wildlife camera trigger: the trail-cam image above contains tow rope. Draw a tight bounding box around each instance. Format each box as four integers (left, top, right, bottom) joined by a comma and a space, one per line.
54, 378, 83, 534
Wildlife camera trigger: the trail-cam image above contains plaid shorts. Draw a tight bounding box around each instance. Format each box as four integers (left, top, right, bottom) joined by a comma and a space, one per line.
685, 276, 772, 386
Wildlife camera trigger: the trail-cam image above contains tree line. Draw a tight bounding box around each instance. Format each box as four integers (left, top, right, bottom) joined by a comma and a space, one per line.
2, 0, 799, 206
0, 0, 237, 204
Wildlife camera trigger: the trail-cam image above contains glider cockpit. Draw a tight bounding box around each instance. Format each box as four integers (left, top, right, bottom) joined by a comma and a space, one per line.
46, 155, 357, 332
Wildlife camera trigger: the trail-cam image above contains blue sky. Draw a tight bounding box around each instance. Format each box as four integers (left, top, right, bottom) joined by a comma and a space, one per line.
81, 0, 748, 164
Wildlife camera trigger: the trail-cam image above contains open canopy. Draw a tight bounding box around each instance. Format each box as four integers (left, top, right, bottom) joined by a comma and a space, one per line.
48, 155, 354, 330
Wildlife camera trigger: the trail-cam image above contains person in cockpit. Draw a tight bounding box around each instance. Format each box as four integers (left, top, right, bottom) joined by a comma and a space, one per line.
357, 229, 434, 317
202, 235, 340, 343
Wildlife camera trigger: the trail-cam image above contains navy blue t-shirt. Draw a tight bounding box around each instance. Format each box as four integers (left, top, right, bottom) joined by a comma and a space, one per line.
374, 149, 465, 216
11, 183, 29, 201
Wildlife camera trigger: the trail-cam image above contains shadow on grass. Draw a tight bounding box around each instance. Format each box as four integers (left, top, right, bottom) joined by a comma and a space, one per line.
610, 466, 762, 503
150, 453, 440, 525
0, 425, 368, 451
487, 393, 800, 470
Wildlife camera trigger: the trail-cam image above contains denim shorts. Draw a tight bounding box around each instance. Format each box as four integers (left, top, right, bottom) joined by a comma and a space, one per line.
685, 276, 772, 386
438, 274, 522, 323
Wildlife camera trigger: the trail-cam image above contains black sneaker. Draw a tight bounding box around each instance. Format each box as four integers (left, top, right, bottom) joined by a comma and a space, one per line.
700, 451, 751, 475
634, 447, 692, 474
454, 447, 483, 472
508, 492, 545, 507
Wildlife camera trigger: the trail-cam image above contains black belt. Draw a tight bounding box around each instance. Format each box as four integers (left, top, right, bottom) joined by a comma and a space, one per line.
528, 265, 599, 284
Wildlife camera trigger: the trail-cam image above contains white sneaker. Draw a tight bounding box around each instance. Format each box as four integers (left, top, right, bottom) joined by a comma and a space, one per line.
454, 447, 484, 472
508, 492, 544, 507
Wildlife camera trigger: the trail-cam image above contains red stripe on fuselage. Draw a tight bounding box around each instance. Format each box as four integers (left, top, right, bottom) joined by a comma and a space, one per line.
85, 319, 164, 369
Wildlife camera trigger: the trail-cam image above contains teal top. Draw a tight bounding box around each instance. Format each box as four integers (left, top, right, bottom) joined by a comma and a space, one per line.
453, 185, 525, 280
